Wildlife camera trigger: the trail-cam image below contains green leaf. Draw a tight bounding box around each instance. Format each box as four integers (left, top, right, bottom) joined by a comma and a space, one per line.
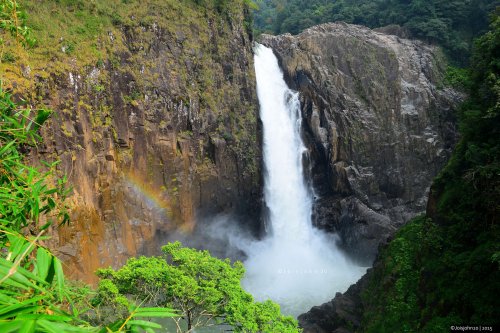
0, 293, 17, 305
6, 233, 29, 260
54, 257, 65, 301
34, 109, 52, 129
126, 320, 162, 329
131, 311, 177, 318
0, 258, 47, 286
16, 314, 72, 322
36, 247, 52, 281
103, 320, 125, 332
134, 307, 177, 313
34, 320, 61, 333
37, 319, 97, 333
47, 197, 56, 210
0, 296, 45, 317
0, 321, 23, 333
0, 141, 16, 157
19, 319, 35, 333
0, 263, 39, 290
0, 272, 31, 290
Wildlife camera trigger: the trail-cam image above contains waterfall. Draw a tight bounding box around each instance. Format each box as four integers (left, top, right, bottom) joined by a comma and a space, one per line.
242, 44, 365, 317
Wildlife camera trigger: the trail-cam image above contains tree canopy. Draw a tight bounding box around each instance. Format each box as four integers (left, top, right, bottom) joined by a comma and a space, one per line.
254, 0, 499, 65
96, 241, 300, 333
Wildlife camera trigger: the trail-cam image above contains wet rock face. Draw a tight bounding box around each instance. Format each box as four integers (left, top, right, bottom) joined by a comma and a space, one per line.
26, 5, 261, 283
261, 23, 461, 264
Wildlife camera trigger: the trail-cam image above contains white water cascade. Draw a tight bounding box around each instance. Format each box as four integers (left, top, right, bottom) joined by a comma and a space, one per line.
242, 44, 366, 317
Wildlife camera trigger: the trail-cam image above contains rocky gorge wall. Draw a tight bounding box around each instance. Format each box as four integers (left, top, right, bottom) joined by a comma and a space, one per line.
3, 1, 261, 283
261, 23, 462, 264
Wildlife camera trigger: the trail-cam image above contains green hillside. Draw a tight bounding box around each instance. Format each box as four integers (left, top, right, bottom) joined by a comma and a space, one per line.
254, 0, 499, 64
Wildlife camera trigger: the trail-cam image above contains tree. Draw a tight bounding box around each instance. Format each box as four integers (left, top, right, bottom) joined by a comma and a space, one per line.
96, 241, 300, 333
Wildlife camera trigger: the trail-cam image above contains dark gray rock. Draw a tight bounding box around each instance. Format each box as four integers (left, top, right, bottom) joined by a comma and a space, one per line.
261, 23, 462, 264
299, 269, 371, 333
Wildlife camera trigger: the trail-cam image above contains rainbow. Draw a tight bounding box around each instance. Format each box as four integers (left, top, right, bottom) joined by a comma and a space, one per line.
122, 172, 195, 233
123, 172, 173, 218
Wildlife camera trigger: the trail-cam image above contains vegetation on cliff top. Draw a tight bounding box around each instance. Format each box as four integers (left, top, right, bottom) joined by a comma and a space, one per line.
1, 0, 255, 84
359, 13, 500, 332
254, 0, 499, 65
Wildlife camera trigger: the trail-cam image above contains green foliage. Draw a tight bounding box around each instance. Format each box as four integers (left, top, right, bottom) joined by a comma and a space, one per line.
360, 14, 500, 331
434, 12, 500, 228
254, 0, 498, 65
362, 216, 426, 332
0, 0, 36, 48
96, 241, 300, 333
0, 229, 97, 333
443, 66, 470, 91
0, 88, 70, 234
363, 214, 500, 331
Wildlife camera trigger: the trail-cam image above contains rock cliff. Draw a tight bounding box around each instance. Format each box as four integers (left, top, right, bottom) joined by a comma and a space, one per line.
261, 22, 461, 264
3, 1, 261, 283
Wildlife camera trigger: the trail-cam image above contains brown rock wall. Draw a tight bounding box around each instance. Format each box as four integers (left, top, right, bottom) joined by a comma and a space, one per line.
16, 3, 261, 283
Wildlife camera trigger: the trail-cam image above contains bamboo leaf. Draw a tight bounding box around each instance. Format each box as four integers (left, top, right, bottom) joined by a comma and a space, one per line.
0, 293, 17, 305
34, 109, 52, 129
37, 319, 97, 333
0, 141, 16, 157
0, 273, 30, 290
104, 320, 125, 332
126, 320, 162, 329
54, 257, 65, 301
0, 306, 42, 320
36, 247, 51, 281
6, 233, 27, 259
134, 307, 177, 313
0, 321, 23, 333
16, 314, 72, 322
131, 311, 177, 318
0, 264, 38, 290
0, 296, 44, 317
0, 258, 47, 287
18, 319, 35, 333
34, 320, 60, 333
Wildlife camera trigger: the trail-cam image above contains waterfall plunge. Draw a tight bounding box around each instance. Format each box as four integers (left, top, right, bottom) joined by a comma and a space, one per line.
241, 44, 366, 317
